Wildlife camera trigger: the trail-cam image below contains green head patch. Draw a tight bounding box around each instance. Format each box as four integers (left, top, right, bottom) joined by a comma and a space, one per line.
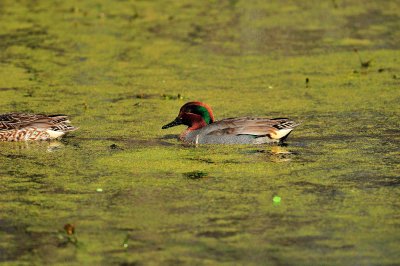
185, 105, 213, 124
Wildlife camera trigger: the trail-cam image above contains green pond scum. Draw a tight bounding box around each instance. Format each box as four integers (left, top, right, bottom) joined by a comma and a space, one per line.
0, 0, 399, 265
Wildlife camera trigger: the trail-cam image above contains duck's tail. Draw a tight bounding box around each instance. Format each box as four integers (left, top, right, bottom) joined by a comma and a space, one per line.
270, 119, 301, 141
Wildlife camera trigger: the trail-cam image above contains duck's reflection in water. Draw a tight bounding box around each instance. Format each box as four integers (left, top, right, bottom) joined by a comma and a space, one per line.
0, 140, 65, 153
254, 146, 294, 162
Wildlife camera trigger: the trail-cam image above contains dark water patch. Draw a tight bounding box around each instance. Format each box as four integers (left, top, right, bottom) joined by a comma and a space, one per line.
184, 171, 209, 180
0, 87, 19, 91
292, 181, 344, 198
119, 262, 142, 266
14, 173, 47, 184
275, 235, 355, 254
105, 190, 136, 208
71, 137, 174, 147
221, 159, 242, 164
345, 10, 400, 49
0, 153, 29, 159
108, 234, 162, 254
207, 214, 248, 224
183, 239, 242, 263
196, 230, 237, 238
0, 27, 48, 50
159, 134, 177, 140
185, 24, 209, 45
211, 27, 328, 56
124, 138, 174, 148
108, 93, 159, 103
0, 187, 29, 194
382, 156, 400, 168
47, 187, 93, 195
253, 28, 326, 55
384, 129, 400, 135
188, 157, 215, 164
248, 213, 321, 235
0, 222, 29, 262
275, 235, 329, 247
0, 219, 20, 235
12, 199, 44, 207
5, 169, 46, 179
373, 177, 400, 187
338, 171, 400, 188
294, 134, 374, 142
0, 219, 70, 264
142, 4, 330, 56
109, 143, 124, 151
14, 62, 42, 82
59, 137, 83, 148
109, 93, 183, 103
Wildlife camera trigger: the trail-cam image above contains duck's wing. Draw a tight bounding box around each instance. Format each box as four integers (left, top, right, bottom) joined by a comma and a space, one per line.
205, 117, 300, 140
0, 113, 76, 132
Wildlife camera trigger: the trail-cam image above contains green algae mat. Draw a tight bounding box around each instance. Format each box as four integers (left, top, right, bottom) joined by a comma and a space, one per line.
0, 1, 399, 265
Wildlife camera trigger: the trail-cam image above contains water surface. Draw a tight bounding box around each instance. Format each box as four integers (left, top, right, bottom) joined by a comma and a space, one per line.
0, 1, 399, 265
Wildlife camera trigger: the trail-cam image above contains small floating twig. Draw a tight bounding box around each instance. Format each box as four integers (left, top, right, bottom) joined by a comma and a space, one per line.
354, 48, 372, 68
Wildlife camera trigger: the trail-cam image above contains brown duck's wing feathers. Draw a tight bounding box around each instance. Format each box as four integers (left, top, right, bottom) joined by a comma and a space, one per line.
205, 117, 300, 139
50, 123, 77, 132
0, 113, 76, 131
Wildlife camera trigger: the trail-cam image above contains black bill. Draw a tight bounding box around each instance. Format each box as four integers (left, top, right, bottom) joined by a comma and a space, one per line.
162, 117, 183, 129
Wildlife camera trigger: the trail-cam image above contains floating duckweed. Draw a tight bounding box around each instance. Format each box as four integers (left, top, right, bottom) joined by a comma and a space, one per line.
162, 94, 184, 100
136, 93, 153, 99
273, 196, 281, 204
162, 94, 171, 100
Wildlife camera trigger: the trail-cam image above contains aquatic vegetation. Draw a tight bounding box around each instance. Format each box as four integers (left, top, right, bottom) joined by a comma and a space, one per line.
0, 0, 399, 265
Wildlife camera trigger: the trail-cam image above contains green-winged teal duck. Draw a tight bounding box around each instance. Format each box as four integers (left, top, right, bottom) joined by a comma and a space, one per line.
162, 101, 299, 144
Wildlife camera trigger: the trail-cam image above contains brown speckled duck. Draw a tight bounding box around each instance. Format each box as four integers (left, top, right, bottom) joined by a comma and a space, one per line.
0, 113, 77, 141
162, 101, 300, 144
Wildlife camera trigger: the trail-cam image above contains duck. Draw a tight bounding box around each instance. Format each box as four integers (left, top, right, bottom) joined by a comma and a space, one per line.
162, 101, 300, 144
0, 113, 77, 141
